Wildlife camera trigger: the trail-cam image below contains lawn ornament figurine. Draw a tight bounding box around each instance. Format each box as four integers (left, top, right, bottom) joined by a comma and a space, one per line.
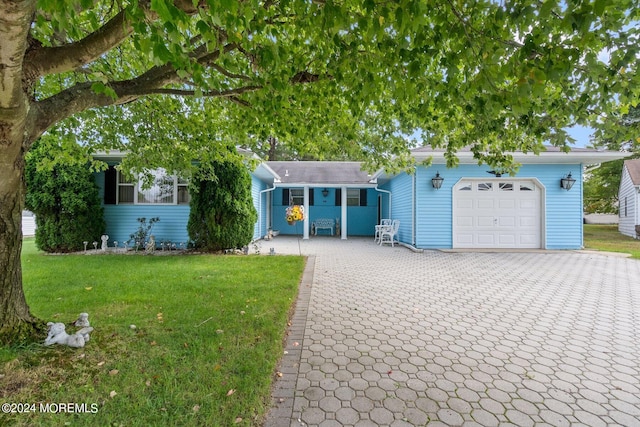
44, 322, 94, 348
145, 235, 156, 253
101, 234, 109, 251
45, 312, 93, 348
72, 312, 90, 328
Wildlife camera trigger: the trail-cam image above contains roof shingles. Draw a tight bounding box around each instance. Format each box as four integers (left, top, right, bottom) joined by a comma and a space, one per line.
624, 159, 640, 185
268, 161, 373, 185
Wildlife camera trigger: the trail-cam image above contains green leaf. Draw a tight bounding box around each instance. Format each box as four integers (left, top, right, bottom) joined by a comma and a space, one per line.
151, 0, 174, 22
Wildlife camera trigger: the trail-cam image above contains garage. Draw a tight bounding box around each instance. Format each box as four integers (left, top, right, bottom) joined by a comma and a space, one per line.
453, 179, 543, 249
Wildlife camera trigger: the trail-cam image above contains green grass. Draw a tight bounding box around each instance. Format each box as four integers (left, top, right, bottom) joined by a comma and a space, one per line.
583, 224, 640, 258
1, 239, 305, 426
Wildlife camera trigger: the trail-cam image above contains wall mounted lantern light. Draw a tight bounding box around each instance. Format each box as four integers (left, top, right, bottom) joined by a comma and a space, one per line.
560, 172, 576, 191
431, 172, 444, 190
322, 188, 329, 197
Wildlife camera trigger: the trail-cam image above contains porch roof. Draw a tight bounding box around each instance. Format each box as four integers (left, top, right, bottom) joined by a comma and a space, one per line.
265, 161, 376, 186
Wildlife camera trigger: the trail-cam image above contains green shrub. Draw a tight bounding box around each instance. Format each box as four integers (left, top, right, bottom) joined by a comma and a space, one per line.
25, 140, 105, 252
187, 158, 257, 251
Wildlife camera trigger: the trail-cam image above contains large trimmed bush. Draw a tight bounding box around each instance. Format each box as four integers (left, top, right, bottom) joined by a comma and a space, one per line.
25, 140, 105, 252
187, 158, 258, 251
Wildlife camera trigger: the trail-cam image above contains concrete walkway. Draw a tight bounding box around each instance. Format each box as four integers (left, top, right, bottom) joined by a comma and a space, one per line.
259, 237, 640, 427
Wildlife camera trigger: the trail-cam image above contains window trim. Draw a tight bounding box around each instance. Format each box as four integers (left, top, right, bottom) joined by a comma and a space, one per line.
116, 169, 189, 205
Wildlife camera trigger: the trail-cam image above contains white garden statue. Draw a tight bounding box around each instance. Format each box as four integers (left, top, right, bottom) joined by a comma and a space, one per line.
101, 234, 109, 251
44, 322, 94, 348
72, 312, 90, 328
145, 235, 156, 253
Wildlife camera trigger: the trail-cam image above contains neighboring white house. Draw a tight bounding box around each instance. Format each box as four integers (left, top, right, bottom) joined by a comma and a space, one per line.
22, 210, 36, 237
618, 159, 640, 239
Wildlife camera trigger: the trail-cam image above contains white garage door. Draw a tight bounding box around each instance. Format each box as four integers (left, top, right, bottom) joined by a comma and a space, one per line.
453, 179, 542, 249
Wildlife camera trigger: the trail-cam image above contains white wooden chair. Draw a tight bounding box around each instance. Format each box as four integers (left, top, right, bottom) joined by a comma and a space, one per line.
379, 220, 399, 247
374, 219, 392, 243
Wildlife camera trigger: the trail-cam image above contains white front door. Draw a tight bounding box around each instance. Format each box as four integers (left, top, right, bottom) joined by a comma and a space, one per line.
453, 179, 543, 248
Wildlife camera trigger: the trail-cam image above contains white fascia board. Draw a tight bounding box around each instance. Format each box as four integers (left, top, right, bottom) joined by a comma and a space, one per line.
412, 150, 627, 165
253, 162, 281, 183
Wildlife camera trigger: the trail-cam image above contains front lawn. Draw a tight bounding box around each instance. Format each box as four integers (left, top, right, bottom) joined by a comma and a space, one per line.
0, 240, 305, 426
583, 224, 640, 258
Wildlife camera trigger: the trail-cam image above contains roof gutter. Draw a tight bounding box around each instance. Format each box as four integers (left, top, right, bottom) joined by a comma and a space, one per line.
374, 186, 392, 223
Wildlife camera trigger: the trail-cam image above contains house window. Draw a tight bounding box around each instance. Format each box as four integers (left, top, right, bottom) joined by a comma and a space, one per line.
458, 184, 472, 191
289, 189, 304, 205
177, 177, 190, 205
478, 182, 493, 191
335, 189, 367, 206
347, 189, 360, 206
499, 183, 513, 191
520, 184, 534, 191
112, 168, 189, 205
118, 172, 134, 204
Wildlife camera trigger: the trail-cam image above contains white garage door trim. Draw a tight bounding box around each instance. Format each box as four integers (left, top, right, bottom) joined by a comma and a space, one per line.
453, 178, 545, 249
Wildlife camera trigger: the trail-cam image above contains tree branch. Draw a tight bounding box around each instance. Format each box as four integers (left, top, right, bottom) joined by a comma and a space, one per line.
24, 7, 133, 78
444, 0, 524, 51
141, 86, 262, 97
24, 0, 206, 78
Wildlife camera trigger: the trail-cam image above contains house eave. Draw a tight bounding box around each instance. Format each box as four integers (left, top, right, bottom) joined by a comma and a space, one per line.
412, 150, 627, 165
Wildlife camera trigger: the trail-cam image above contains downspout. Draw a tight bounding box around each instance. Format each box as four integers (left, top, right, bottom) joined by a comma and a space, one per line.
374, 186, 392, 219
580, 164, 584, 249
412, 171, 416, 246
259, 184, 276, 240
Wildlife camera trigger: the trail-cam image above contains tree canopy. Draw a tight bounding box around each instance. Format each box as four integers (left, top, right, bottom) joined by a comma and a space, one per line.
0, 0, 639, 342
584, 104, 640, 213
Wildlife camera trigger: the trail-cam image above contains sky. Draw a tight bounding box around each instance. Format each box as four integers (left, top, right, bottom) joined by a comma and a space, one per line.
566, 125, 594, 148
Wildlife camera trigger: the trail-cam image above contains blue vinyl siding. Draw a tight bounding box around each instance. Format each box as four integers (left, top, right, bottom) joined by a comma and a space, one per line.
251, 175, 266, 241
415, 167, 453, 248
387, 172, 414, 245
414, 163, 584, 249
95, 171, 190, 245
346, 189, 378, 236
273, 187, 377, 236
102, 205, 190, 245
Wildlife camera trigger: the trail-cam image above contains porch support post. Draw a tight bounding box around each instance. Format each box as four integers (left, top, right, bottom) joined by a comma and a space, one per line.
341, 186, 347, 240
303, 186, 310, 240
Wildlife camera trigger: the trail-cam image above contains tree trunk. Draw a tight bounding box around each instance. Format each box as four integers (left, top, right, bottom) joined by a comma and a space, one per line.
268, 136, 277, 161
0, 195, 41, 344
0, 134, 42, 345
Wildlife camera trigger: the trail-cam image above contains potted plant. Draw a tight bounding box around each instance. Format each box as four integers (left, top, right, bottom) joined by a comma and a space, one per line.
285, 205, 304, 225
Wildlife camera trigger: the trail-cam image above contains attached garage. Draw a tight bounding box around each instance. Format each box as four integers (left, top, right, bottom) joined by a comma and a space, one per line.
453, 178, 544, 249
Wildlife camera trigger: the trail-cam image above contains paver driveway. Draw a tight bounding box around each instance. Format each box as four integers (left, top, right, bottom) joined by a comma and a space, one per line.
260, 237, 640, 427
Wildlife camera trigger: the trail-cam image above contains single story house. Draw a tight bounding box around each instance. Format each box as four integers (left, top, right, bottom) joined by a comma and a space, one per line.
94, 146, 624, 250
618, 159, 640, 239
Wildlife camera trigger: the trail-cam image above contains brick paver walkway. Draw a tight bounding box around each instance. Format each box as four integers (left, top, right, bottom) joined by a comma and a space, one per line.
260, 237, 640, 427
